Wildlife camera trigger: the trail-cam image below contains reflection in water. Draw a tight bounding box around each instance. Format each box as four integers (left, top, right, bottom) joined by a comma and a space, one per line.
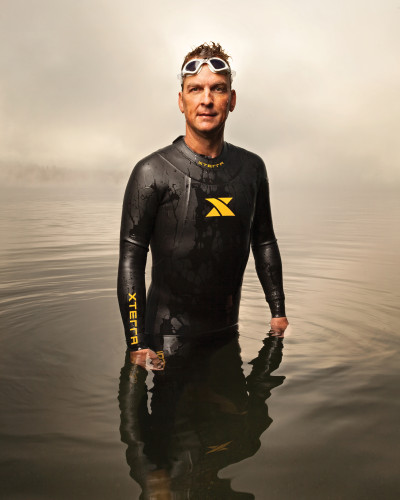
118, 331, 285, 499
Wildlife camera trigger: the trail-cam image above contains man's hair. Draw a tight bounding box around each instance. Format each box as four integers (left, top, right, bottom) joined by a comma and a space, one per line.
181, 42, 231, 70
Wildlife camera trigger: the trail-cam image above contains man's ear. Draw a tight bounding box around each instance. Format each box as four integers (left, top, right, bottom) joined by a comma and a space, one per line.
178, 91, 184, 113
229, 89, 236, 112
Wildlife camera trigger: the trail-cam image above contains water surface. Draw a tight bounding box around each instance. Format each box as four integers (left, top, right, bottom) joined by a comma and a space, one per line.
0, 184, 399, 499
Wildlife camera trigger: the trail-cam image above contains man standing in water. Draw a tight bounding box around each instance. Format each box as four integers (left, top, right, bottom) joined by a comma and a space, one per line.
118, 42, 288, 368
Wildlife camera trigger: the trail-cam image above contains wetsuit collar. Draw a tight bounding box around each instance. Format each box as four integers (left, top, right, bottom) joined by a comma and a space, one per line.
173, 136, 227, 170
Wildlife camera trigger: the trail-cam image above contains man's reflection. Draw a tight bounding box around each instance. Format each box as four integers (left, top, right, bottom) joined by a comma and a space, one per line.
118, 330, 285, 499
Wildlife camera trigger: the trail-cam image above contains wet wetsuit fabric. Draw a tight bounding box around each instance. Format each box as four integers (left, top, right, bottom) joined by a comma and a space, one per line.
118, 136, 285, 351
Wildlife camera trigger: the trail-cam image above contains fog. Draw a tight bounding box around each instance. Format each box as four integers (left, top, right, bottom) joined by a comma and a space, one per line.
1, 0, 399, 188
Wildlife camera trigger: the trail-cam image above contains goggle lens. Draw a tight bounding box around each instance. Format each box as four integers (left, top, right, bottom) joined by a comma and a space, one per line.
184, 60, 200, 73
209, 58, 227, 70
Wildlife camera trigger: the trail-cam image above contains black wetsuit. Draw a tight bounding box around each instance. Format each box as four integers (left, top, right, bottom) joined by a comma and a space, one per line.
118, 136, 285, 351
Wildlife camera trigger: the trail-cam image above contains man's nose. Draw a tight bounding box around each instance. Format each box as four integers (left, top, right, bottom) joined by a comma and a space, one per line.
202, 88, 213, 106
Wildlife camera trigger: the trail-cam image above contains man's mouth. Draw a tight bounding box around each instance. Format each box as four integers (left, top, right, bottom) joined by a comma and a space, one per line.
198, 112, 217, 117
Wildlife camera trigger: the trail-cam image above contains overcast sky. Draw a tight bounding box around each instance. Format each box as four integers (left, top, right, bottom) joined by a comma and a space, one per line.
1, 0, 399, 187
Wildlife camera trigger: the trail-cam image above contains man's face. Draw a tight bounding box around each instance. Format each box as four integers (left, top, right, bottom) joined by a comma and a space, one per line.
178, 64, 236, 137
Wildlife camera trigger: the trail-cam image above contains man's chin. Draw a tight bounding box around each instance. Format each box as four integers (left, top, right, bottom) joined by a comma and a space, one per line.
194, 122, 222, 135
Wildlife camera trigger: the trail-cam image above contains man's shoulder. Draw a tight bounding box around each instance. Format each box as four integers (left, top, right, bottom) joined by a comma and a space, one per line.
134, 142, 175, 167
227, 142, 266, 170
127, 142, 178, 182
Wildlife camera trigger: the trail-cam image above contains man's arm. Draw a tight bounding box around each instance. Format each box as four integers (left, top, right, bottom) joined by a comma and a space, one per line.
117, 159, 160, 356
251, 160, 288, 332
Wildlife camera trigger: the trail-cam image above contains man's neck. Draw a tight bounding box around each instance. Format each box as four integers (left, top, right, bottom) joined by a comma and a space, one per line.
184, 127, 225, 158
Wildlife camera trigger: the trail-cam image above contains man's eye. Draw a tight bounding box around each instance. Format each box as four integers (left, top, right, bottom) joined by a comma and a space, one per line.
215, 86, 226, 92
189, 87, 199, 92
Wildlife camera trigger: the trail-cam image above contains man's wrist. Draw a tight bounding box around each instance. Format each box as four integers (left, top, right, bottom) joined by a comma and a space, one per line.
128, 342, 148, 352
268, 299, 286, 318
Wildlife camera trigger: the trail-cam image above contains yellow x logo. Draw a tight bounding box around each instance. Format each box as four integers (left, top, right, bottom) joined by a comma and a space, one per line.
205, 197, 235, 217
206, 441, 233, 454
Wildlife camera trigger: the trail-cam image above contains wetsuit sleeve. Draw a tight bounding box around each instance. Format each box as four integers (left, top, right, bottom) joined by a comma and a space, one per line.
118, 160, 160, 351
251, 161, 286, 318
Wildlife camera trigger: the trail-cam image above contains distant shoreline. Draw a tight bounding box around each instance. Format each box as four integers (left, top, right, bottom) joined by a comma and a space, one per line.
0, 163, 129, 186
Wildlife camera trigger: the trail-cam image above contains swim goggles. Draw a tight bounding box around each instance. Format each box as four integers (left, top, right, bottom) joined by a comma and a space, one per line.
179, 57, 235, 81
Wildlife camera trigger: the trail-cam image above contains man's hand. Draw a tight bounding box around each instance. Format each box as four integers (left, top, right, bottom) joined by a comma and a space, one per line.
129, 349, 164, 371
269, 317, 289, 337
